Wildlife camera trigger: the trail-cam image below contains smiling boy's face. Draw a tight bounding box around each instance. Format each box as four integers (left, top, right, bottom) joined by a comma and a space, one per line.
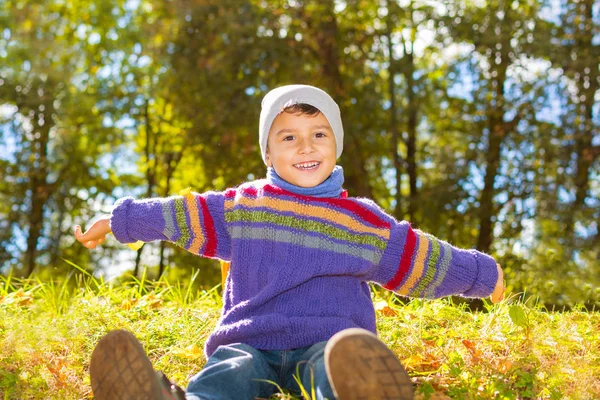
266, 110, 337, 188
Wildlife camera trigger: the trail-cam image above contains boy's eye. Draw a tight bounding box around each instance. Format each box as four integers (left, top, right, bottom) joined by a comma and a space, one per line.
282, 135, 295, 141
315, 132, 326, 138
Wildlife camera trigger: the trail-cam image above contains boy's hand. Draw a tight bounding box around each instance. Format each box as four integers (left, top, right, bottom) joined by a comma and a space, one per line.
74, 216, 111, 249
490, 263, 505, 303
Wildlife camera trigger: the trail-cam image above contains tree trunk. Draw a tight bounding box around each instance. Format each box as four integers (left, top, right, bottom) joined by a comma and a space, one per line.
390, 1, 419, 224
476, 113, 504, 253
158, 151, 181, 277
386, 0, 403, 220
49, 186, 67, 267
563, 0, 598, 246
302, 0, 373, 198
133, 98, 157, 278
133, 249, 143, 279
158, 243, 167, 277
476, 63, 510, 252
476, 10, 511, 253
404, 40, 418, 225
565, 103, 594, 243
25, 109, 52, 277
596, 212, 600, 260
25, 193, 44, 276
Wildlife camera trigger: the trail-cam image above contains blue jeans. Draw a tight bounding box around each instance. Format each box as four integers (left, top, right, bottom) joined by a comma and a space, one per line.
185, 342, 335, 400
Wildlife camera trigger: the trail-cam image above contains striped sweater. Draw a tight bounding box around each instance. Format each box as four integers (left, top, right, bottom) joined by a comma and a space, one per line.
110, 170, 498, 357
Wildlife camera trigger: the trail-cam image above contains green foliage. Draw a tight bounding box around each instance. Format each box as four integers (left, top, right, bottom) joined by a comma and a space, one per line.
508, 304, 529, 329
0, 0, 598, 306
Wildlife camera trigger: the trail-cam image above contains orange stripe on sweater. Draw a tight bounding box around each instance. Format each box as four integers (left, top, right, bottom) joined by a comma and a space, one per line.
397, 233, 430, 295
226, 195, 390, 239
184, 193, 204, 254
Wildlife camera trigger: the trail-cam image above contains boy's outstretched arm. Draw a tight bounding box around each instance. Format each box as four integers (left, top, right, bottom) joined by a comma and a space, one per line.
374, 222, 505, 303
74, 190, 231, 259
74, 216, 111, 249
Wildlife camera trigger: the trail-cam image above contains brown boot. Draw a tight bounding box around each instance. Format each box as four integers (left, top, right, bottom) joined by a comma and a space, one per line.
325, 328, 414, 400
89, 329, 185, 400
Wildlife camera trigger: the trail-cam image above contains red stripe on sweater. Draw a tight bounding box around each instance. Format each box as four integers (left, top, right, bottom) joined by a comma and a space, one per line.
198, 195, 217, 257
243, 186, 258, 197
259, 185, 390, 228
384, 227, 417, 290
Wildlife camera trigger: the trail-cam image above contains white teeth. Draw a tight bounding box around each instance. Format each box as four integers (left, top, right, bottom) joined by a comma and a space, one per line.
294, 162, 320, 169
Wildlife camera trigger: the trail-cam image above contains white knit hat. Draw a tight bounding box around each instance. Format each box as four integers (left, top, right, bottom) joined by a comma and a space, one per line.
259, 84, 344, 165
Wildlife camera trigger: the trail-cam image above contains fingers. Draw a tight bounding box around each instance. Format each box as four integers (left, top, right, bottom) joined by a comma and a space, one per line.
490, 282, 504, 303
74, 225, 83, 240
75, 225, 92, 242
491, 293, 501, 303
490, 281, 506, 303
489, 263, 506, 303
74, 225, 105, 249
494, 287, 506, 303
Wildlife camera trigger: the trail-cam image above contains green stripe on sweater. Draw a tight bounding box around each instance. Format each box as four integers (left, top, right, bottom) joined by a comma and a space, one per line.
412, 233, 441, 297
424, 240, 453, 298
226, 209, 387, 250
174, 198, 190, 248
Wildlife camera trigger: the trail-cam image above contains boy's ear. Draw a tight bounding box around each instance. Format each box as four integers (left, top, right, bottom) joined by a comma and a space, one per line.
265, 148, 272, 167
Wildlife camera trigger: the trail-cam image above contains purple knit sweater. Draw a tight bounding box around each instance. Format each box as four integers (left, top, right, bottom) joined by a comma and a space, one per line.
110, 168, 498, 357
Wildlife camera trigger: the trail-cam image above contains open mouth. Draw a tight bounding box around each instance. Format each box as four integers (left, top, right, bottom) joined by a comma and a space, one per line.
293, 161, 321, 170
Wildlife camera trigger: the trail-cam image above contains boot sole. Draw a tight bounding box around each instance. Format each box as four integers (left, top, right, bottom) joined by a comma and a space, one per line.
325, 328, 414, 400
90, 329, 163, 400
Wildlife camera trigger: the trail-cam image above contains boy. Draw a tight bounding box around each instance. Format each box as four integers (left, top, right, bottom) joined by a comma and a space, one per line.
76, 84, 505, 400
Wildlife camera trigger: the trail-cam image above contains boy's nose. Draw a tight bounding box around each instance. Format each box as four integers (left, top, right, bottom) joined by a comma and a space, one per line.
298, 139, 316, 154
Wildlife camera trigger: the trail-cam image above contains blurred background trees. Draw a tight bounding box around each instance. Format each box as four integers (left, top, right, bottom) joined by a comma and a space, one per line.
0, 0, 598, 306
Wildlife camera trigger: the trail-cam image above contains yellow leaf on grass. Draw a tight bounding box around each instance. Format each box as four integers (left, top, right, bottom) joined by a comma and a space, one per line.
127, 241, 144, 251
374, 300, 398, 316
120, 298, 137, 310
173, 344, 202, 360
403, 353, 442, 372
137, 294, 163, 309
2, 290, 34, 307
461, 339, 483, 362
403, 354, 426, 370
495, 358, 513, 373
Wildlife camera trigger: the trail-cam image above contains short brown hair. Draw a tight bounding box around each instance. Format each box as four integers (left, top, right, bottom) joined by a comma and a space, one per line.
283, 103, 320, 116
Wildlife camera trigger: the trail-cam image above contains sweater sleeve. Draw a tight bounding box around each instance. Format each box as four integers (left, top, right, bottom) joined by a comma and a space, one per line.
372, 221, 498, 299
109, 190, 231, 260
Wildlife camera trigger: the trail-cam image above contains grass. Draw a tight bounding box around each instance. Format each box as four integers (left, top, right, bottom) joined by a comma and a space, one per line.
0, 266, 599, 400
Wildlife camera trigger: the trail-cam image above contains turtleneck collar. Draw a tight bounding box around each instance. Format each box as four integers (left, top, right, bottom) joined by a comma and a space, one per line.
266, 165, 345, 198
